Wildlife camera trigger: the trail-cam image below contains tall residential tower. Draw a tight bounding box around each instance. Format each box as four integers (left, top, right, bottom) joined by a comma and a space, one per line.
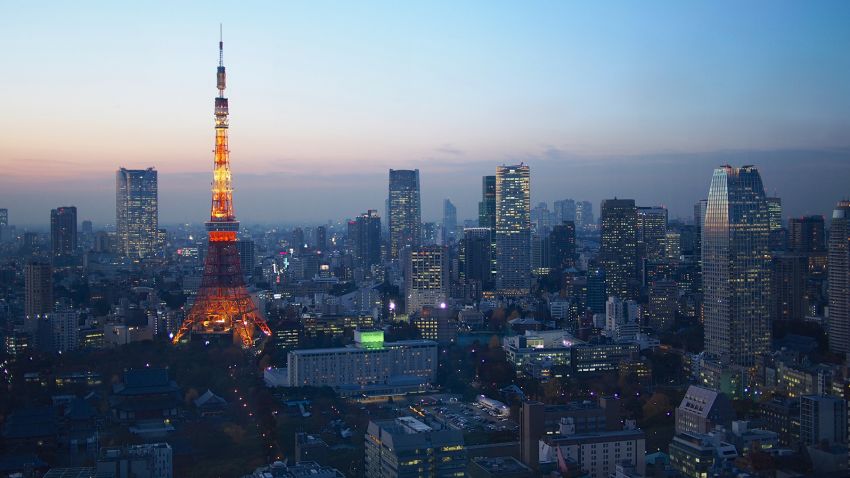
828, 201, 850, 354
388, 169, 421, 260
496, 164, 531, 295
50, 206, 77, 257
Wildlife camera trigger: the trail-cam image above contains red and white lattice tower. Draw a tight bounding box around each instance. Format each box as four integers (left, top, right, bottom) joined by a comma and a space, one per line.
173, 29, 271, 347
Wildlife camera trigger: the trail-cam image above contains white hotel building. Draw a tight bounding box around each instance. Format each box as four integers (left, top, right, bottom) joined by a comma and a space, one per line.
287, 330, 438, 398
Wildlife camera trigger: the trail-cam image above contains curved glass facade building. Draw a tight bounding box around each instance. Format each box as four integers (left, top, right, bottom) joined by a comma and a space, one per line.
702, 165, 771, 367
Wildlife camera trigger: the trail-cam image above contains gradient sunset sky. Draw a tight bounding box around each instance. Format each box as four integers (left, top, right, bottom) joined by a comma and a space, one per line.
2, 1, 849, 226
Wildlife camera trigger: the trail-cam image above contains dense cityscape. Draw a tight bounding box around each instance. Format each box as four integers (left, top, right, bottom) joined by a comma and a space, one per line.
3, 4, 850, 478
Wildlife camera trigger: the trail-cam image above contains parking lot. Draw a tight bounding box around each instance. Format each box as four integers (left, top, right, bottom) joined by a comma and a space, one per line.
419, 401, 518, 433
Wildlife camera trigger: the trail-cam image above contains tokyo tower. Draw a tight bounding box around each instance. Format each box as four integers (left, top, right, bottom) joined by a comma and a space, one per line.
173, 30, 271, 347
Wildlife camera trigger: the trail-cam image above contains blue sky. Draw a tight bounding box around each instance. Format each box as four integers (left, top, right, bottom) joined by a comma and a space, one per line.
1, 1, 849, 225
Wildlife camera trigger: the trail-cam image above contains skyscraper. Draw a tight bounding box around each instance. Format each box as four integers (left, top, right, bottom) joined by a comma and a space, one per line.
478, 175, 496, 229
647, 279, 677, 331
25, 260, 53, 325
789, 216, 825, 254
789, 215, 827, 275
531, 202, 553, 235
554, 199, 577, 224
576, 201, 594, 229
0, 208, 7, 226
442, 198, 457, 244
316, 225, 327, 251
637, 207, 668, 263
771, 253, 808, 323
459, 227, 493, 295
496, 164, 531, 295
694, 199, 708, 258
50, 206, 77, 257
388, 169, 421, 260
350, 210, 382, 270
405, 245, 448, 314
116, 167, 159, 259
766, 196, 785, 251
703, 165, 771, 367
549, 221, 576, 270
766, 197, 782, 229
600, 199, 638, 300
827, 201, 850, 354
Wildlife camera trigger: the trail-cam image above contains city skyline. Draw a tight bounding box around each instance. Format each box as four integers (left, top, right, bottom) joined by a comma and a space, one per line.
2, 2, 850, 225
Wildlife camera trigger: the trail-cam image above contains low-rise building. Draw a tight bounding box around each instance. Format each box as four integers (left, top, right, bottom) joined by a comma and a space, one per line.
668, 432, 738, 478
241, 460, 344, 478
539, 427, 645, 478
96, 443, 172, 478
800, 394, 847, 447
468, 456, 533, 478
365, 416, 466, 478
758, 397, 800, 447
109, 368, 180, 423
675, 385, 733, 435
287, 329, 437, 398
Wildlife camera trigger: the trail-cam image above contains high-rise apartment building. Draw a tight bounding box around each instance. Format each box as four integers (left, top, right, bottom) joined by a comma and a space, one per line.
50, 206, 77, 257
828, 201, 850, 354
404, 245, 448, 314
47, 299, 79, 354
349, 210, 382, 270
479, 175, 496, 229
442, 198, 457, 244
388, 169, 421, 260
702, 165, 771, 367
25, 260, 53, 320
600, 199, 638, 300
116, 167, 159, 259
496, 164, 531, 295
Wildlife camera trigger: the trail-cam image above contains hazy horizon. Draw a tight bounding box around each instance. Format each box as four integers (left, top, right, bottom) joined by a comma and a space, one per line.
2, 2, 849, 227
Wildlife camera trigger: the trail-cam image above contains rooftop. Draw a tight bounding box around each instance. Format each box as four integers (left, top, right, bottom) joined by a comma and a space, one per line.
470, 456, 532, 473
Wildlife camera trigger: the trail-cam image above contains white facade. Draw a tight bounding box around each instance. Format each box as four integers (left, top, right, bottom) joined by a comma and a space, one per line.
540, 429, 646, 478
287, 340, 437, 391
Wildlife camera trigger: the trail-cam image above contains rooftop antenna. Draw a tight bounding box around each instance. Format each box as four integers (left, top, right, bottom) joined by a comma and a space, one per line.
219, 23, 224, 66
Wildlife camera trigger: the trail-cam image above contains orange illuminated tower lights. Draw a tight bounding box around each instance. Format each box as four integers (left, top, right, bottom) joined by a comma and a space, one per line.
172, 30, 271, 347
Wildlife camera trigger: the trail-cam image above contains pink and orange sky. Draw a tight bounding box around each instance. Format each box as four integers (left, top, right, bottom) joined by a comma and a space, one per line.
2, 2, 849, 226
